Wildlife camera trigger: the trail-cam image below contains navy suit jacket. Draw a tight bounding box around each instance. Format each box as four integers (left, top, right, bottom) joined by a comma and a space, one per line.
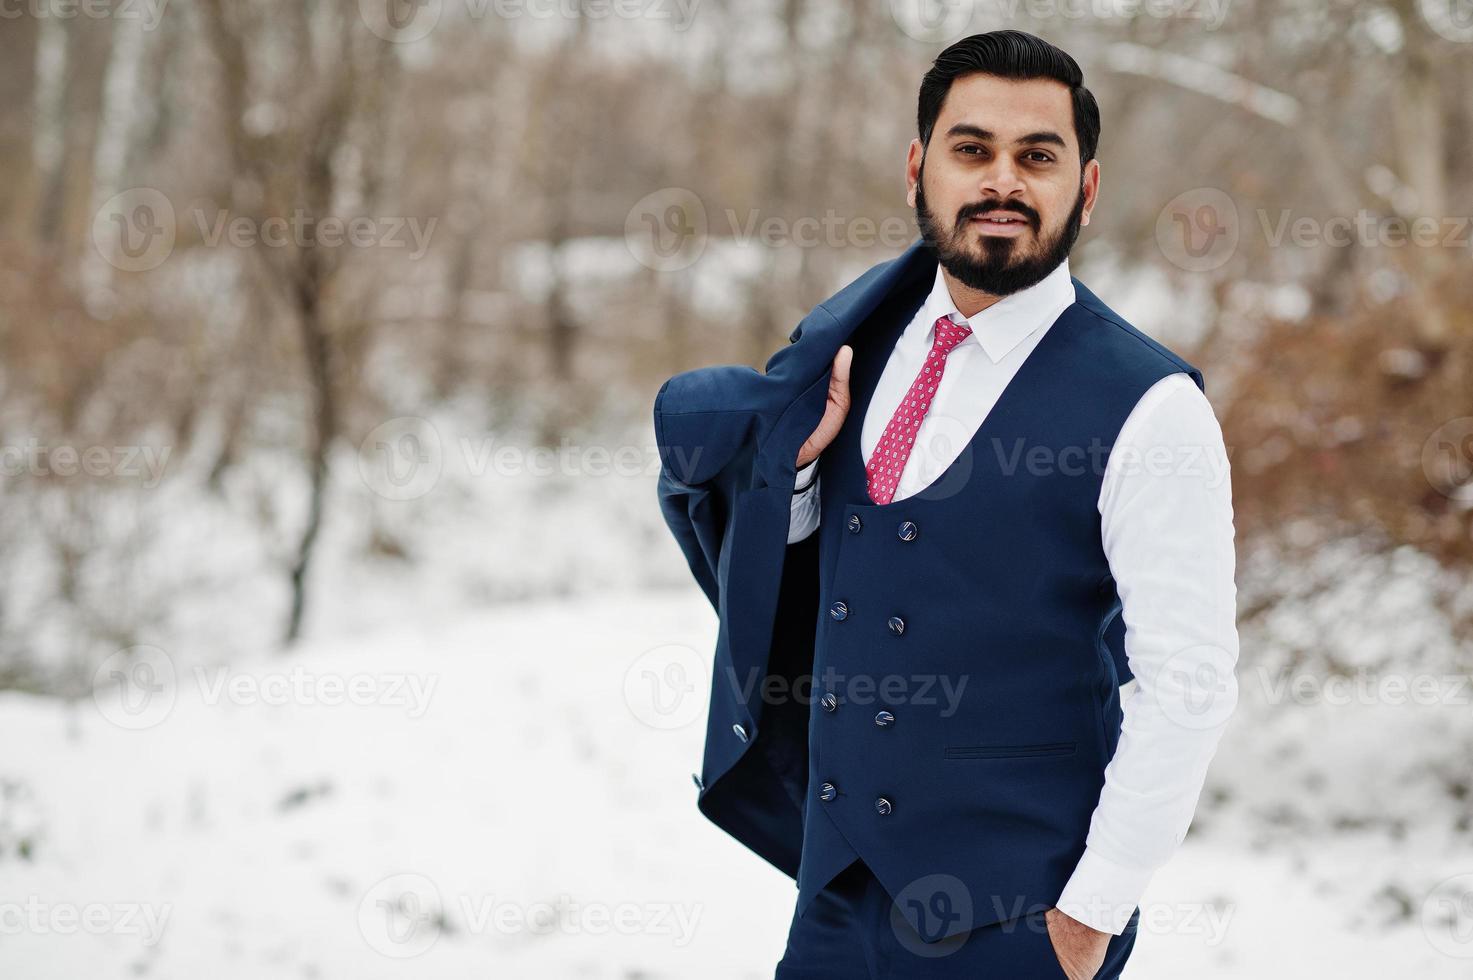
653, 237, 1131, 876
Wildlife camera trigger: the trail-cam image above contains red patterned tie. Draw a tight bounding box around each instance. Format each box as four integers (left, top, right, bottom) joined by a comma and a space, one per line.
865, 315, 972, 504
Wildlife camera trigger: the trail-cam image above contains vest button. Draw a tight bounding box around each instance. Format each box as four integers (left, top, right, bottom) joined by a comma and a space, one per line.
820, 692, 838, 712
897, 520, 918, 541
732, 723, 749, 742
830, 600, 850, 621
847, 514, 862, 533
874, 710, 895, 727
875, 797, 893, 816
887, 615, 905, 635
819, 782, 838, 802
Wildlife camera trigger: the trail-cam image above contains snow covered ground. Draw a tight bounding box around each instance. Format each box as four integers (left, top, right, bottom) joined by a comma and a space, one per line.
0, 585, 1465, 978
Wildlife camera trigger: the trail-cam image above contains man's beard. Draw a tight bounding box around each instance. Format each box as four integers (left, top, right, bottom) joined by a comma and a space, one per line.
914, 161, 1086, 297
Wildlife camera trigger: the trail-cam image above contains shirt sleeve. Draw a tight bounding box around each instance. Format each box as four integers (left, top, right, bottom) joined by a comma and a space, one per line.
788, 458, 821, 544
1055, 372, 1240, 935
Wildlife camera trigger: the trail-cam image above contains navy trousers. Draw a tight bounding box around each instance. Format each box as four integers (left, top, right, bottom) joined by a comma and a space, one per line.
775, 859, 1139, 979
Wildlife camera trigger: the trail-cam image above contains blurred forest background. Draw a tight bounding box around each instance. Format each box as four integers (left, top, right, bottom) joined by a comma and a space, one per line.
1, 0, 1472, 976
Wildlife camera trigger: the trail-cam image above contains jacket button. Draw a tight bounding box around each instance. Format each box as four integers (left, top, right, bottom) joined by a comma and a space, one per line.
692, 772, 703, 791
820, 692, 838, 712
830, 600, 849, 621
732, 723, 749, 742
874, 710, 894, 727
875, 797, 893, 816
819, 782, 838, 802
897, 520, 917, 541
847, 514, 862, 533
887, 615, 905, 635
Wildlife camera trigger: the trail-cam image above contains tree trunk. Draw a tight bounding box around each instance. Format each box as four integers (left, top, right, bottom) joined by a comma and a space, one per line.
0, 15, 40, 235
35, 18, 114, 253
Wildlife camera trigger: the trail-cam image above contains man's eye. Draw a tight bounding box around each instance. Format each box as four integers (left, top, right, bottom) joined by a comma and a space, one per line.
1025, 152, 1055, 163
957, 145, 984, 156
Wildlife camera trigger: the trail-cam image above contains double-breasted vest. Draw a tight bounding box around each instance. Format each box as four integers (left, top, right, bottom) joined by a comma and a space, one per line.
653, 239, 1202, 944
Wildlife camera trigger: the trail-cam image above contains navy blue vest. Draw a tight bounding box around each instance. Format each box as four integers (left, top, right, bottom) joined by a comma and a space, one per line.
792, 260, 1203, 942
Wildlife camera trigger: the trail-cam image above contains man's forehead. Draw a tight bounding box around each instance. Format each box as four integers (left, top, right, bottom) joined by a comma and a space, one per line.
935, 73, 1075, 143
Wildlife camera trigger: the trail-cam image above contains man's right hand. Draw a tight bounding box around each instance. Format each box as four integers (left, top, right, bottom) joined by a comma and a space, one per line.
796, 346, 852, 469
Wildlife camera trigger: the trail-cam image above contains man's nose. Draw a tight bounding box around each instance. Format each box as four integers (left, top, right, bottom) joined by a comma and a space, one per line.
977, 158, 1026, 199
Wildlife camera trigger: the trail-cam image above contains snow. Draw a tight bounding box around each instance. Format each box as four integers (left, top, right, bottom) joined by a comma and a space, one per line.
0, 583, 1461, 977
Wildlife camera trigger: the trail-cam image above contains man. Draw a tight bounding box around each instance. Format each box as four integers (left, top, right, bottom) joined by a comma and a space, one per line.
654, 30, 1238, 979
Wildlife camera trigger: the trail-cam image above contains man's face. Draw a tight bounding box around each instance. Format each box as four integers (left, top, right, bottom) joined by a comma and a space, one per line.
907, 72, 1100, 297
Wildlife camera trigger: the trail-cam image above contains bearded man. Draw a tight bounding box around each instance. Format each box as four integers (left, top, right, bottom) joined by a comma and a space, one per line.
654, 29, 1238, 980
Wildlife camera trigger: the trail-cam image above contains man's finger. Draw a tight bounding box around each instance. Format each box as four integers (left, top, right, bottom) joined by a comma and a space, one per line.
832, 345, 852, 389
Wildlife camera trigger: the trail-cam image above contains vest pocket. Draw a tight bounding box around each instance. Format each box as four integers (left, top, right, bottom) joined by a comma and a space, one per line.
942, 741, 1077, 760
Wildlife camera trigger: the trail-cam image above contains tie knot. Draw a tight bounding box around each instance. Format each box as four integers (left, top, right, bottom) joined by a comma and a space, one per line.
930, 315, 971, 356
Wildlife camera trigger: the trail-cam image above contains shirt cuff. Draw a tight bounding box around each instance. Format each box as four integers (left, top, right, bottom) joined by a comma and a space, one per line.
1055, 846, 1154, 936
793, 458, 819, 493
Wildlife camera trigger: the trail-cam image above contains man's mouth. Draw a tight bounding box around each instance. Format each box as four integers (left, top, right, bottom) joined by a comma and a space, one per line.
969, 212, 1032, 236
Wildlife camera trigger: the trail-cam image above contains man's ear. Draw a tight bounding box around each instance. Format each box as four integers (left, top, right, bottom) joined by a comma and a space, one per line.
1080, 158, 1101, 227
905, 138, 924, 208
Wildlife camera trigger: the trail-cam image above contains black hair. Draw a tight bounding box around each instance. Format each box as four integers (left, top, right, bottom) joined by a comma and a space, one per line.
917, 30, 1100, 167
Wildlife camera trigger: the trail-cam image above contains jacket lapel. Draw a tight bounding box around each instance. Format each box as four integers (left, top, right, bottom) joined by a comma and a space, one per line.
752, 238, 935, 491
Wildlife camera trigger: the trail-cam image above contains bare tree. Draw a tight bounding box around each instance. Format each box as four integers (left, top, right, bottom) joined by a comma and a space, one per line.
199, 0, 399, 644
0, 16, 40, 235
34, 17, 115, 252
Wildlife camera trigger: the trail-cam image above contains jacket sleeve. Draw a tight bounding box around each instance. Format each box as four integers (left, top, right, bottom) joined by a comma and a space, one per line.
656, 462, 724, 610
653, 362, 795, 610
653, 373, 745, 611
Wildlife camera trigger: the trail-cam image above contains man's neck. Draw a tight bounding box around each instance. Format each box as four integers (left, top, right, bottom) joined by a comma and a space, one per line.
941, 270, 1004, 319
939, 262, 1066, 319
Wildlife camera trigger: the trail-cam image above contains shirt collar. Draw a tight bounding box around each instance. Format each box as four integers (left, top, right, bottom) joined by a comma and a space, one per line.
921, 257, 1077, 364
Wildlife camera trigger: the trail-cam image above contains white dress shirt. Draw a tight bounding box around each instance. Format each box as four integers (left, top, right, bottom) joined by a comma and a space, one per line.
788, 258, 1239, 935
